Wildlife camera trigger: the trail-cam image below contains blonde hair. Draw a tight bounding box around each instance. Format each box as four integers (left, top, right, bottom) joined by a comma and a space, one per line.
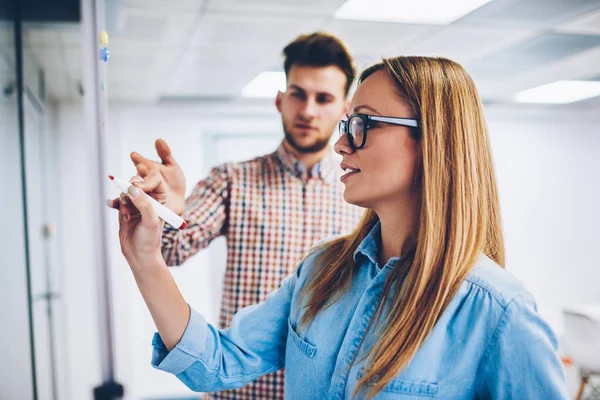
298, 56, 505, 398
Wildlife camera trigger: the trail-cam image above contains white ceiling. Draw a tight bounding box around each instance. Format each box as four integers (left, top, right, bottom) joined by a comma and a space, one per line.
18, 0, 600, 108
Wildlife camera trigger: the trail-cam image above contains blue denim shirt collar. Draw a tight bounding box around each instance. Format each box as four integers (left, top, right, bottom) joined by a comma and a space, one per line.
353, 221, 401, 269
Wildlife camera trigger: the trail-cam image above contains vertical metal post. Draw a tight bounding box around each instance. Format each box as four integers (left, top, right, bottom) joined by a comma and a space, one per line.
80, 0, 123, 398
14, 1, 39, 397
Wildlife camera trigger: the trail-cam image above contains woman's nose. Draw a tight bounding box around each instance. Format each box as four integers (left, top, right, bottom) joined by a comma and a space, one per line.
334, 132, 354, 156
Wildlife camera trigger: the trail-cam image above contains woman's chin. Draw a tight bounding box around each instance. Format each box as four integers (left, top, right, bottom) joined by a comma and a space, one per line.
343, 191, 370, 209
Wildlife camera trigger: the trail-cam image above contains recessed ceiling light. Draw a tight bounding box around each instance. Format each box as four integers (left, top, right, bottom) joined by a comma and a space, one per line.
241, 71, 286, 98
513, 80, 600, 104
333, 0, 493, 25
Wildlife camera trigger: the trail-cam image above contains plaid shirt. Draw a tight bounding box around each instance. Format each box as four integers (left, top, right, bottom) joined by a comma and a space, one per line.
161, 143, 364, 399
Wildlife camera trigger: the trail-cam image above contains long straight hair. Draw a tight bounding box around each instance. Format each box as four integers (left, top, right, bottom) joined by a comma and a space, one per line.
298, 56, 505, 398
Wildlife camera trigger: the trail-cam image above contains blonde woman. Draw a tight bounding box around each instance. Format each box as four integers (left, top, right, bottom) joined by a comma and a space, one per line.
112, 57, 569, 399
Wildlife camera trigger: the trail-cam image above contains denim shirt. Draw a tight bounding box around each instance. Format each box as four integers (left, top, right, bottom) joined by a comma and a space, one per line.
151, 222, 569, 399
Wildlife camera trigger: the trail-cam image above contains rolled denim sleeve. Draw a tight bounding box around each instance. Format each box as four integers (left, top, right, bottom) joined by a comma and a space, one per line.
151, 269, 297, 392
476, 293, 570, 399
151, 308, 211, 375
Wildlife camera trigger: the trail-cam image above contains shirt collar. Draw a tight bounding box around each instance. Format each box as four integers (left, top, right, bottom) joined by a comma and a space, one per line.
353, 220, 402, 269
353, 221, 381, 266
275, 142, 337, 184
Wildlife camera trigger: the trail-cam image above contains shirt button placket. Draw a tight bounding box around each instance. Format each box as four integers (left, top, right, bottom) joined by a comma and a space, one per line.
331, 283, 385, 400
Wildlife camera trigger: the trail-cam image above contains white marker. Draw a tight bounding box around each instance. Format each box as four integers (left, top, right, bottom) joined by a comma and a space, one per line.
109, 175, 186, 230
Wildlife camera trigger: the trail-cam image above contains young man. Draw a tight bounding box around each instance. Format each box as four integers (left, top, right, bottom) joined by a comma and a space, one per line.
126, 32, 364, 399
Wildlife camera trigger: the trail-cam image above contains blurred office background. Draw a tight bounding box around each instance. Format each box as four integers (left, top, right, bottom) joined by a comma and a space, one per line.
1, 0, 600, 399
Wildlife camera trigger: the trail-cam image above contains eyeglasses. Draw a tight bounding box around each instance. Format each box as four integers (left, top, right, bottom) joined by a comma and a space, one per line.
338, 113, 420, 150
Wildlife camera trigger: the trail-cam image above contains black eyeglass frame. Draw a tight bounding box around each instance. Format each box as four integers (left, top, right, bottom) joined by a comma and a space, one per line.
338, 113, 420, 150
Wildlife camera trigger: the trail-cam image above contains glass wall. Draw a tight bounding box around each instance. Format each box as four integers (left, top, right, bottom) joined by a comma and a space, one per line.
0, 1, 76, 398
0, 0, 37, 398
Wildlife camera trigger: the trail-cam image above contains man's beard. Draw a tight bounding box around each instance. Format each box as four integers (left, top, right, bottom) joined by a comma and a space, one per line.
283, 125, 331, 154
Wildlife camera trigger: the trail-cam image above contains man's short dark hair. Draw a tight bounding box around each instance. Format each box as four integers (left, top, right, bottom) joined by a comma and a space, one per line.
282, 32, 356, 96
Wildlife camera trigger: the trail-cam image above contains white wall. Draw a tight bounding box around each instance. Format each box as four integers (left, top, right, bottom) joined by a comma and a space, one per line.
487, 107, 600, 331
52, 101, 600, 399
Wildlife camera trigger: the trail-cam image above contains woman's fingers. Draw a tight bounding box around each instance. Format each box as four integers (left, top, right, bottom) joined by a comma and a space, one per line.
106, 197, 120, 209
117, 194, 130, 227
117, 193, 132, 222
125, 185, 160, 230
108, 175, 161, 232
